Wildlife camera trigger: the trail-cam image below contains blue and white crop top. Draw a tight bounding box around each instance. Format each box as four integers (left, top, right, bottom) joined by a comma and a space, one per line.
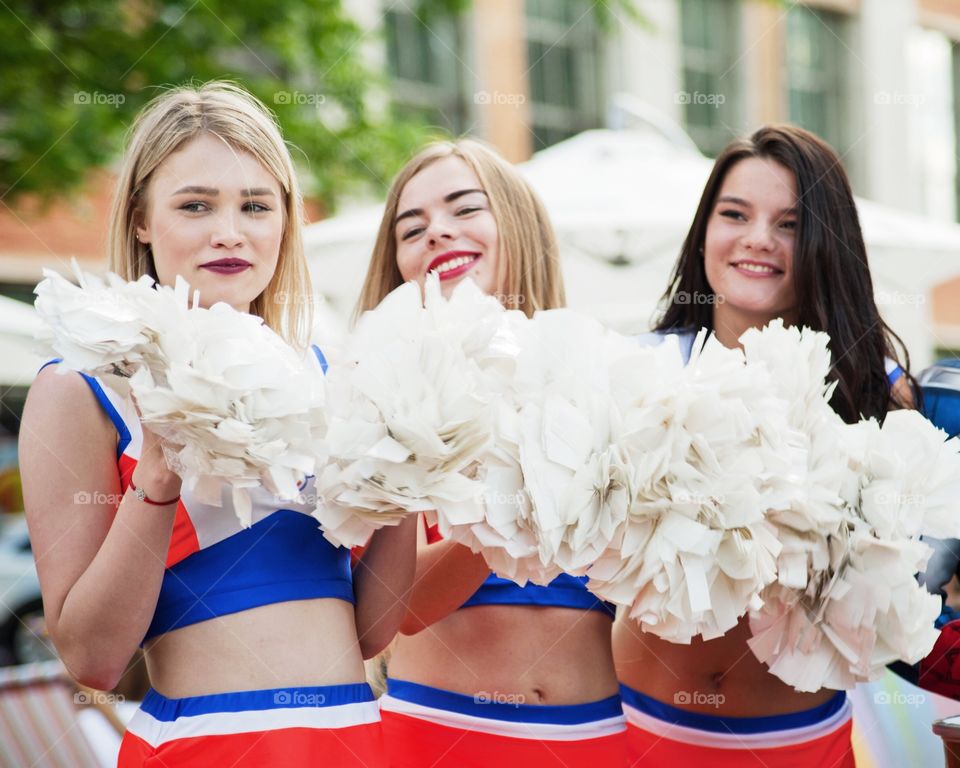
638, 329, 906, 386
42, 347, 354, 642
462, 573, 615, 616
425, 526, 615, 618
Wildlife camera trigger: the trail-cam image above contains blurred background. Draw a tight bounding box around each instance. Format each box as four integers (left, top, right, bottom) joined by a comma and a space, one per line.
3, 1, 960, 764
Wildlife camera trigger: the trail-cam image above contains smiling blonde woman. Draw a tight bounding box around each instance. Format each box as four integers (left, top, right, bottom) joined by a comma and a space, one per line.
355, 139, 629, 768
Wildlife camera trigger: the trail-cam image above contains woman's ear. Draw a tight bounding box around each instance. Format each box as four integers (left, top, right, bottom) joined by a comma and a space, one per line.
133, 201, 151, 245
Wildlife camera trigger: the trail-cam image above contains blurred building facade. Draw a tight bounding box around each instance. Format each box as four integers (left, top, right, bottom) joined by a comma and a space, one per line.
2, 0, 959, 349
348, 0, 960, 352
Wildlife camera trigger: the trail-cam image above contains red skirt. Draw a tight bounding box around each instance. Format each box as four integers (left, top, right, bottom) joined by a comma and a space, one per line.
620, 683, 856, 768
379, 678, 628, 768
118, 683, 385, 767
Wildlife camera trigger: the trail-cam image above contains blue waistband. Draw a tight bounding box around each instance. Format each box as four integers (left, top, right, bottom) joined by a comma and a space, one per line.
619, 683, 847, 734
385, 678, 623, 724
141, 682, 374, 721
461, 573, 616, 618
145, 510, 354, 640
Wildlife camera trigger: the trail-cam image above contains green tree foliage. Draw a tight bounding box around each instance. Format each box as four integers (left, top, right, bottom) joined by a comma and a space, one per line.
0, 0, 431, 207
0, 0, 643, 208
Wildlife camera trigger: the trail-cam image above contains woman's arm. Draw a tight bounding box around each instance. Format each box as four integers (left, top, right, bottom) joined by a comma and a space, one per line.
398, 520, 491, 636
891, 373, 916, 410
20, 367, 181, 690
352, 514, 418, 659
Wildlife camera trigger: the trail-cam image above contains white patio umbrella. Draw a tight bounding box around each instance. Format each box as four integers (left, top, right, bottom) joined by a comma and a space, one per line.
0, 295, 46, 388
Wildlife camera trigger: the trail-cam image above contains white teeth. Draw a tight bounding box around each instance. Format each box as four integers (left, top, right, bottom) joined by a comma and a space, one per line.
737, 262, 776, 274
433, 255, 476, 274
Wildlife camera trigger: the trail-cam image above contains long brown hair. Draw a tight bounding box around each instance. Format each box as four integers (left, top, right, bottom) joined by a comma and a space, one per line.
355, 139, 565, 319
656, 124, 913, 422
108, 81, 313, 350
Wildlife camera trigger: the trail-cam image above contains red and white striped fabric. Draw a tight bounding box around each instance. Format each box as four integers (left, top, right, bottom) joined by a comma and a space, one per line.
118, 683, 386, 767
620, 683, 855, 768
379, 678, 628, 767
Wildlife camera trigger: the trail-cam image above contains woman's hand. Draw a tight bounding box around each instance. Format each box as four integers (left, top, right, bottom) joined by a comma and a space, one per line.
129, 393, 182, 500
133, 422, 183, 500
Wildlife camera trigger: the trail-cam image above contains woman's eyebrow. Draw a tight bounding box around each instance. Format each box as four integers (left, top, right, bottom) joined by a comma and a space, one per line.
171, 186, 276, 197
172, 185, 219, 196
717, 195, 750, 207
717, 195, 797, 215
395, 188, 487, 225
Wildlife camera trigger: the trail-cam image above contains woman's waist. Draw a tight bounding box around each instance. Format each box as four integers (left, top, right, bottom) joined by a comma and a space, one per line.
389, 605, 617, 704
145, 599, 365, 698
612, 620, 837, 716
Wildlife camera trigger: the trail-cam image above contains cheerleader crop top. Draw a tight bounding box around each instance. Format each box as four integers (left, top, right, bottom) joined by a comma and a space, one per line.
424, 524, 616, 618
43, 347, 354, 642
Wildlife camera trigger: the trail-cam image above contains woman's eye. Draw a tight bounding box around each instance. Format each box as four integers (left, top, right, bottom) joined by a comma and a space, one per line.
243, 201, 271, 213
400, 226, 424, 241
780, 219, 797, 231
456, 206, 480, 216
180, 201, 209, 213
719, 209, 745, 221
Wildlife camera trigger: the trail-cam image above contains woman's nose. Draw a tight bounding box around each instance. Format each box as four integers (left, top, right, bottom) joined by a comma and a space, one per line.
210, 211, 244, 248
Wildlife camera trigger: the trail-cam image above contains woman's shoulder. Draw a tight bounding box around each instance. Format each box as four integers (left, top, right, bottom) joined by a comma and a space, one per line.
634, 328, 699, 363
25, 364, 126, 438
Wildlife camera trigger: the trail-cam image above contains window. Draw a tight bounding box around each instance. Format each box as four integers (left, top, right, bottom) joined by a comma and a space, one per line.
785, 6, 849, 154
383, 8, 469, 134
525, 0, 603, 150
679, 0, 741, 157
952, 41, 960, 222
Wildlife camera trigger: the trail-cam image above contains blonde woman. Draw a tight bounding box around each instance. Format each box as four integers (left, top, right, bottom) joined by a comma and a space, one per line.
356, 139, 628, 768
19, 82, 416, 767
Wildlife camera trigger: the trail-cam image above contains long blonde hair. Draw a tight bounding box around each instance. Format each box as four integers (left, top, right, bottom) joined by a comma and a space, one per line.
355, 139, 565, 319
108, 81, 312, 349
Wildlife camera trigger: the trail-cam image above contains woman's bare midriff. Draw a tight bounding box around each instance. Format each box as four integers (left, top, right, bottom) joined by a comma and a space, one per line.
144, 598, 365, 698
612, 614, 837, 717
388, 604, 618, 705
